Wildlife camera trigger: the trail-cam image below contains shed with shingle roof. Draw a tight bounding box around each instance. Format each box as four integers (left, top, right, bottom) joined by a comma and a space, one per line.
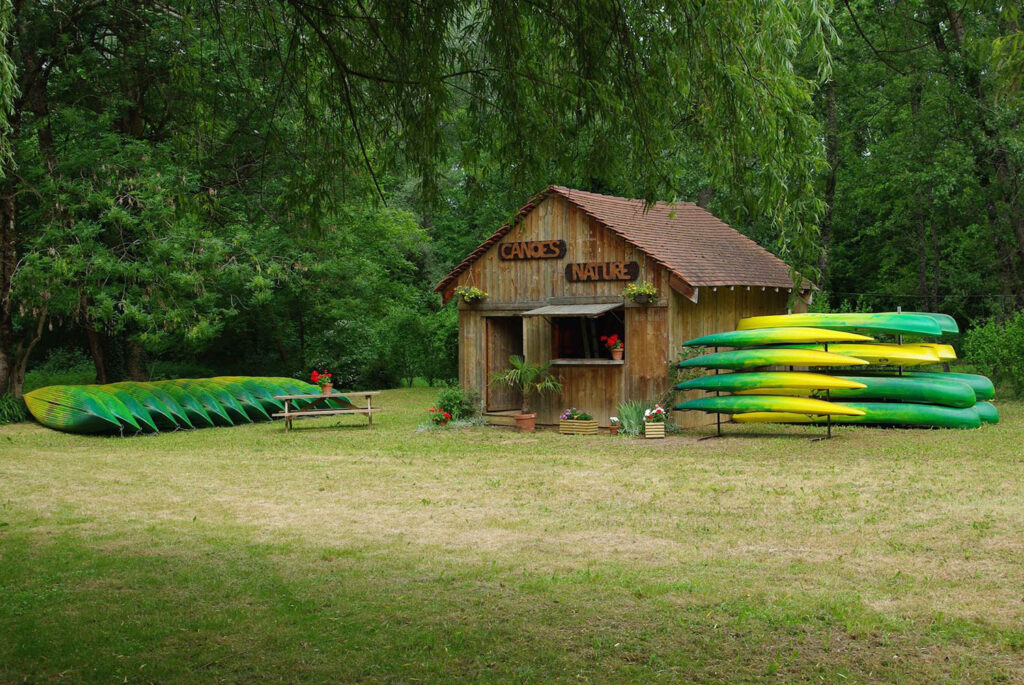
436, 186, 809, 429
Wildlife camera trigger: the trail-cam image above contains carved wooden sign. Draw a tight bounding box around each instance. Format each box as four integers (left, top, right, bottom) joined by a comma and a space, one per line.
498, 239, 567, 261
565, 261, 640, 282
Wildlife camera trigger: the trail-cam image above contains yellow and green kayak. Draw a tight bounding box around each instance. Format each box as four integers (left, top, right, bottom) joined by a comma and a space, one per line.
733, 402, 982, 429
676, 371, 866, 393
776, 343, 941, 366
737, 312, 944, 337
675, 395, 866, 416
882, 312, 959, 335
734, 375, 977, 408
891, 371, 995, 401
678, 348, 869, 370
682, 327, 873, 348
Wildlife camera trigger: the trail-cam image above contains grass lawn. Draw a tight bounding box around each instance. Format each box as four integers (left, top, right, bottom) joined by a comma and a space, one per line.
1, 388, 1022, 683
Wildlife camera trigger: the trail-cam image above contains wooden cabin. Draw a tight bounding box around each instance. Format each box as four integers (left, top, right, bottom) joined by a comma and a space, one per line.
434, 186, 810, 428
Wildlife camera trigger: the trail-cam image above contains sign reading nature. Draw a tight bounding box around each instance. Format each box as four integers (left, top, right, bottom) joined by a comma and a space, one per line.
498, 239, 567, 261
565, 261, 640, 282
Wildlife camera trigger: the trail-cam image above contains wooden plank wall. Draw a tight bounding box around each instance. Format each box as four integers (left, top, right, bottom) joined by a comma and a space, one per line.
451, 195, 667, 304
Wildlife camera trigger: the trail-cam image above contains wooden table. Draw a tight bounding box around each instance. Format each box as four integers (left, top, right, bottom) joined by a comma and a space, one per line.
272, 391, 381, 431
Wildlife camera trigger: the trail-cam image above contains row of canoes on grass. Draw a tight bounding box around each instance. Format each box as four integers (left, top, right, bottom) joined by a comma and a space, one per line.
23, 377, 353, 434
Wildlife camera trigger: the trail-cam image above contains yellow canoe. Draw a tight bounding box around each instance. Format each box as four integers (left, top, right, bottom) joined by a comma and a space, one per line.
779, 343, 941, 366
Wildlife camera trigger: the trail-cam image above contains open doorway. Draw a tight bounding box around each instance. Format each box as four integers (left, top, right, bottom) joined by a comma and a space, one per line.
485, 316, 524, 412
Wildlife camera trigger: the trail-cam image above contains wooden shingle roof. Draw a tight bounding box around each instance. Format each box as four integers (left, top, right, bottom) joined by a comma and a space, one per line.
434, 185, 804, 296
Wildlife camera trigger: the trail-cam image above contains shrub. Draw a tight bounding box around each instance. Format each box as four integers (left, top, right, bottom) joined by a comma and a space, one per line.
615, 400, 649, 437
436, 385, 481, 420
0, 394, 27, 425
963, 311, 1024, 395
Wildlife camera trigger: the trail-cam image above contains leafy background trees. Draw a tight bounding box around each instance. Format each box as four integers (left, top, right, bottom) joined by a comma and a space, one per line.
0, 0, 1022, 402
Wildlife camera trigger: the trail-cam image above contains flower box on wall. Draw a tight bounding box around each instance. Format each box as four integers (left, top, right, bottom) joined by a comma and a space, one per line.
644, 422, 665, 439
559, 419, 599, 435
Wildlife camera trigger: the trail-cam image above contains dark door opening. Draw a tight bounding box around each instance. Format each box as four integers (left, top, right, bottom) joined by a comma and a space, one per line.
486, 317, 524, 412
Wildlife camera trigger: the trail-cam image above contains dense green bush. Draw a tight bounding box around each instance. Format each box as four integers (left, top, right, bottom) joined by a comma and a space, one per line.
0, 394, 27, 425
615, 400, 649, 437
963, 311, 1024, 395
23, 348, 96, 392
436, 385, 481, 420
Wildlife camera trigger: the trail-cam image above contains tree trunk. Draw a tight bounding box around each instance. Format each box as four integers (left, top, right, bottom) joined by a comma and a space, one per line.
86, 327, 108, 384
10, 309, 45, 398
0, 192, 15, 395
819, 79, 838, 287
126, 340, 148, 381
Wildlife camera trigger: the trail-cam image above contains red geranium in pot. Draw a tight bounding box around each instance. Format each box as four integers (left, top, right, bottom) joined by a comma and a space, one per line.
311, 369, 333, 395
600, 334, 624, 361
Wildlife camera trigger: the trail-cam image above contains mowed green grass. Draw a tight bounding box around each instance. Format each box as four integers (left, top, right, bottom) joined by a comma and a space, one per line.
1, 389, 1022, 683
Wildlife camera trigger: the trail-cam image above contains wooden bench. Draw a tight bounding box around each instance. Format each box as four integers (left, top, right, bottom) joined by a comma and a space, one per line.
272, 391, 381, 431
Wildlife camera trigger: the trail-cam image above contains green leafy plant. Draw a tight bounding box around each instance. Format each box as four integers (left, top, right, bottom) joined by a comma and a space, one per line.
453, 285, 489, 303
560, 407, 593, 421
964, 312, 1024, 395
0, 394, 27, 425
490, 355, 562, 414
615, 400, 649, 437
622, 281, 658, 301
436, 385, 481, 420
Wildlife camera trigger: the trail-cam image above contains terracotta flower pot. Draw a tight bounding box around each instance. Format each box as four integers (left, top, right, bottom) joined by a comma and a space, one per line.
320, 384, 333, 396
514, 412, 537, 432
611, 348, 624, 361
609, 425, 620, 436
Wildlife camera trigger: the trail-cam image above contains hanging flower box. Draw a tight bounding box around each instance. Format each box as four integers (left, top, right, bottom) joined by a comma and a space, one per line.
558, 408, 598, 435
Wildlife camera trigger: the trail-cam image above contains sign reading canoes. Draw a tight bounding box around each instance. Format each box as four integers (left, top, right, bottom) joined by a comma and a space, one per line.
498, 239, 567, 261
565, 261, 640, 282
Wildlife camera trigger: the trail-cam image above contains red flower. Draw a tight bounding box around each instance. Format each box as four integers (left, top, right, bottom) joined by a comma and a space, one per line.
444, 412, 451, 419
311, 370, 319, 382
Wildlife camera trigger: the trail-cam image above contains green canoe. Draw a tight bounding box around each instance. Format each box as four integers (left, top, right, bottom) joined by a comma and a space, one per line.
735, 375, 977, 408
898, 371, 996, 401
737, 312, 944, 337
882, 312, 959, 335
734, 402, 982, 429
974, 401, 999, 424
24, 386, 124, 434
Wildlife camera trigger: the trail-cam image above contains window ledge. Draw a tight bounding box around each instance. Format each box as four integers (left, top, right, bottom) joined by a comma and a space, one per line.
550, 358, 624, 366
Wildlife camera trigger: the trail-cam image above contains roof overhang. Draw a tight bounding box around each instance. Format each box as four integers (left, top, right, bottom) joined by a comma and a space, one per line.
522, 303, 622, 317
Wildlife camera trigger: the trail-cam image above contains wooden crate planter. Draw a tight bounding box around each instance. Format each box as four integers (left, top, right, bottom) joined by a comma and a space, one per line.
644, 422, 665, 439
559, 419, 599, 435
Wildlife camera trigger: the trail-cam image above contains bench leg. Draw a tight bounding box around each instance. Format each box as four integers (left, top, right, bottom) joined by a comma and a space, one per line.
366, 395, 373, 426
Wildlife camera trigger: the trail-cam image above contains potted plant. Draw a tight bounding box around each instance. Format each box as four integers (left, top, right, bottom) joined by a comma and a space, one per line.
600, 334, 624, 361
609, 416, 620, 436
453, 285, 489, 304
623, 281, 659, 305
491, 355, 563, 432
643, 404, 667, 439
558, 407, 598, 435
311, 369, 333, 395
428, 406, 451, 426
643, 404, 667, 438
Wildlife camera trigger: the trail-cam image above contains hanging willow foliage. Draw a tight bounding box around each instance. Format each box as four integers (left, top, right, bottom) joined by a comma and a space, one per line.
23, 377, 354, 435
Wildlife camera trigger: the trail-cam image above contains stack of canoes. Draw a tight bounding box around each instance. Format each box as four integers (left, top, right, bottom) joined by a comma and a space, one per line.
673, 312, 997, 430
23, 377, 355, 435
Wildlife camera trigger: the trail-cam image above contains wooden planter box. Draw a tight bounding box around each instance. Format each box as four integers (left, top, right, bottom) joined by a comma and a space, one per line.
644, 422, 665, 439
559, 419, 599, 435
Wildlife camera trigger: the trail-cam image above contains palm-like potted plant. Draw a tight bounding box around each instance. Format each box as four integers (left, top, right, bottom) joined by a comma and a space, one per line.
491, 355, 563, 431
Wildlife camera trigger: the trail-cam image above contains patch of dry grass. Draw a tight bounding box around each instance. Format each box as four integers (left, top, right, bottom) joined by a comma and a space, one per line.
1, 388, 1022, 682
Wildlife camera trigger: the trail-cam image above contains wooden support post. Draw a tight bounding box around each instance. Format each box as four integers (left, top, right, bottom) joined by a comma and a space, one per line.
699, 345, 724, 441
